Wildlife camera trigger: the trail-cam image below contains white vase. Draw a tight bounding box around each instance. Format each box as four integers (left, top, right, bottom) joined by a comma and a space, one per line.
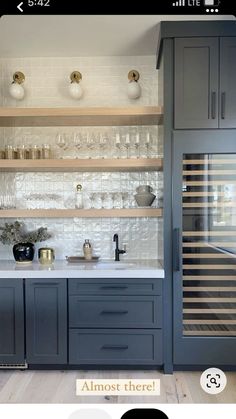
134, 185, 156, 207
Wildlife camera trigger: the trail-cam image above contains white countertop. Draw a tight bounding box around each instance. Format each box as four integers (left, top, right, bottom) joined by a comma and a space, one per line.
0, 259, 164, 279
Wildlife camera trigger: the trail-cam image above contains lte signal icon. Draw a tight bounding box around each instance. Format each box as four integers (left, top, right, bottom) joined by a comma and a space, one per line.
172, 0, 185, 5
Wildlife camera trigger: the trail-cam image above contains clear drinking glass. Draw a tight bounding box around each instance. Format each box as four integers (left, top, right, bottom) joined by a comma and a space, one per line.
86, 133, 96, 159
16, 146, 26, 159
102, 192, 113, 209
83, 192, 92, 209
115, 132, 121, 159
73, 133, 83, 159
93, 192, 102, 209
145, 131, 151, 158
112, 192, 122, 208
124, 133, 131, 159
29, 145, 41, 159
5, 145, 14, 159
56, 133, 68, 158
121, 192, 129, 208
42, 144, 51, 159
99, 133, 108, 159
134, 132, 140, 158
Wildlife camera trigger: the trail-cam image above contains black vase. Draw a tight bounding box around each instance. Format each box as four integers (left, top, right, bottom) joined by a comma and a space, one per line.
13, 242, 35, 264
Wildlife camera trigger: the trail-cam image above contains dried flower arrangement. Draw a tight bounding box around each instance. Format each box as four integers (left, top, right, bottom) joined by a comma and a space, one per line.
0, 221, 52, 245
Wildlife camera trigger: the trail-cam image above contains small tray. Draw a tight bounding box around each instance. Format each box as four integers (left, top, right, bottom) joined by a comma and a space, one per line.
66, 256, 100, 263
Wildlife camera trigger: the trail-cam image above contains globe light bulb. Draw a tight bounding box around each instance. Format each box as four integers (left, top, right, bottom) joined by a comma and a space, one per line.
127, 70, 141, 100
69, 71, 83, 100
9, 72, 25, 100
69, 82, 83, 100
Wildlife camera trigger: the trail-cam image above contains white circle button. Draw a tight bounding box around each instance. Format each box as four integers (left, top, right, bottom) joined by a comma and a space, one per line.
200, 368, 227, 394
69, 409, 112, 419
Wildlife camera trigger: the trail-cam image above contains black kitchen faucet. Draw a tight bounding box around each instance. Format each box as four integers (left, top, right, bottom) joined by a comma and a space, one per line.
113, 234, 126, 261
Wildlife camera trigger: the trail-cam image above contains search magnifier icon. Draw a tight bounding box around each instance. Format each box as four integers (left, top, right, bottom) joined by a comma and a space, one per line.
210, 377, 217, 385
200, 368, 227, 394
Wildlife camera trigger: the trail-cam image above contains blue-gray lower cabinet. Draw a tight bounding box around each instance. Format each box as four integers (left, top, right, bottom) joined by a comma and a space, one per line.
0, 278, 24, 364
69, 296, 162, 329
69, 329, 162, 365
25, 278, 67, 364
68, 278, 163, 366
69, 278, 162, 296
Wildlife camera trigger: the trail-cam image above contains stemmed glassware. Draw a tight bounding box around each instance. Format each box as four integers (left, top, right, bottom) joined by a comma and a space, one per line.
73, 133, 83, 158
124, 133, 131, 159
56, 133, 69, 158
86, 133, 95, 159
134, 132, 140, 159
54, 128, 154, 159
99, 133, 108, 159
115, 133, 121, 159
145, 131, 151, 158
0, 195, 16, 209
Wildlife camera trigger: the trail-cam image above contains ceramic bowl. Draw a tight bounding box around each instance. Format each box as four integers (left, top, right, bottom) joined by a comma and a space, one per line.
134, 192, 156, 207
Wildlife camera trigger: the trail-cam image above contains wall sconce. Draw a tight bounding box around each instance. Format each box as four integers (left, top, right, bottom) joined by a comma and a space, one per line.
127, 70, 141, 99
9, 71, 25, 100
69, 71, 83, 100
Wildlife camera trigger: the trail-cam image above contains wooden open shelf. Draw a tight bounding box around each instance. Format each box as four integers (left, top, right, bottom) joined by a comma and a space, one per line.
0, 158, 163, 172
0, 106, 163, 127
0, 208, 163, 219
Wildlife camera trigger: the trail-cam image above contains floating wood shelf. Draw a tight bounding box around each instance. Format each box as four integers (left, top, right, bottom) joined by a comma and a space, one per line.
0, 208, 163, 219
0, 158, 163, 172
0, 106, 163, 127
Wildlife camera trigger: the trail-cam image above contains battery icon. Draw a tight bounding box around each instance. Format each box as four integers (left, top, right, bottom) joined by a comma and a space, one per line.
204, 0, 219, 5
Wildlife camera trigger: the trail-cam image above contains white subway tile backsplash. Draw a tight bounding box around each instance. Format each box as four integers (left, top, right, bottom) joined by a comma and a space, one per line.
0, 54, 163, 261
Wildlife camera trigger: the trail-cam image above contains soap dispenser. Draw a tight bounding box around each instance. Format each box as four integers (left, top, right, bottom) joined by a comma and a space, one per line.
75, 184, 83, 209
83, 239, 92, 260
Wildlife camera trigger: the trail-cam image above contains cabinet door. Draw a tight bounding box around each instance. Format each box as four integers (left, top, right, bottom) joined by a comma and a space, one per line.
220, 37, 236, 128
69, 329, 162, 365
175, 38, 219, 129
0, 279, 24, 364
25, 278, 67, 364
69, 296, 161, 328
173, 130, 236, 365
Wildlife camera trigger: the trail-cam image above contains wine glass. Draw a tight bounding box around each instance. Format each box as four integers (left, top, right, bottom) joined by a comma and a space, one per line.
73, 133, 83, 159
115, 132, 121, 159
145, 131, 151, 158
99, 133, 108, 159
134, 132, 140, 159
86, 133, 95, 159
56, 133, 68, 158
124, 133, 131, 159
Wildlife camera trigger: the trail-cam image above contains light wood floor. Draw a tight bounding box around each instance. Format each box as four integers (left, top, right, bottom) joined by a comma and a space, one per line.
0, 370, 236, 403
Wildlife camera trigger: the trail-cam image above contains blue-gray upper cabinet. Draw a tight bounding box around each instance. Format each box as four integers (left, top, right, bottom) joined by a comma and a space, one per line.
175, 37, 236, 129
0, 279, 24, 364
25, 278, 67, 364
220, 38, 236, 128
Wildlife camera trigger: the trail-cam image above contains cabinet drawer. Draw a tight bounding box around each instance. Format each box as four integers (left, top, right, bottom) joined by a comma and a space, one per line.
69, 296, 161, 328
68, 278, 162, 296
69, 329, 162, 365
